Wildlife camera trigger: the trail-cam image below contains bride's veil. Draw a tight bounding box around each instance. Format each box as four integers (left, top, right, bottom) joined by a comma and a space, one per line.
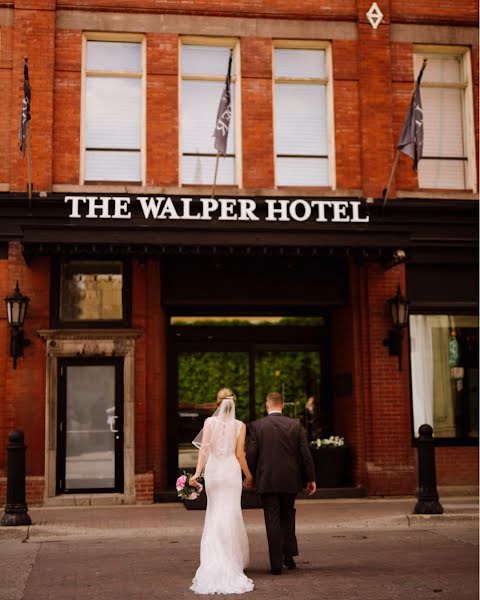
192, 396, 236, 455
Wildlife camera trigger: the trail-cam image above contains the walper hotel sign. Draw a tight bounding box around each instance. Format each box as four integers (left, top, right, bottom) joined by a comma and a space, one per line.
64, 196, 370, 223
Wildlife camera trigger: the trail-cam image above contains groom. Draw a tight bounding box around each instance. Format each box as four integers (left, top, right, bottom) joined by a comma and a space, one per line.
246, 392, 316, 575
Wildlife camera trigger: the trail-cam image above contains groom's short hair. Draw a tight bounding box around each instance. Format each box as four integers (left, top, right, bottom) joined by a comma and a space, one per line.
266, 392, 284, 406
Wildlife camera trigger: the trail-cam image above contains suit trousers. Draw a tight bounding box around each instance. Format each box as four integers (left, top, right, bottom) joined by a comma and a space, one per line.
260, 492, 298, 571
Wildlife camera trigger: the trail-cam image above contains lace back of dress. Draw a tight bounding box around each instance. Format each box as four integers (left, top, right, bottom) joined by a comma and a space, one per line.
192, 396, 238, 458
210, 398, 237, 458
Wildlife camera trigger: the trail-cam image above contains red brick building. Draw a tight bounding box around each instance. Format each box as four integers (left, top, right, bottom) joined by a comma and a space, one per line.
0, 0, 478, 506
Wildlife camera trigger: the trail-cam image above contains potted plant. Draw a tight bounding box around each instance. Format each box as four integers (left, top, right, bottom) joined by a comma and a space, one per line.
309, 436, 351, 488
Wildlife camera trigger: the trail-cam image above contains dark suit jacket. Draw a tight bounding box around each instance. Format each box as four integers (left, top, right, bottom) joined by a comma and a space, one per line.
247, 413, 315, 494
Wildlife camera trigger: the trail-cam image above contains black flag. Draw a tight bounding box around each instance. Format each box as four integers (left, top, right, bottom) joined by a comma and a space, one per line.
397, 60, 427, 170
18, 58, 31, 157
213, 51, 233, 156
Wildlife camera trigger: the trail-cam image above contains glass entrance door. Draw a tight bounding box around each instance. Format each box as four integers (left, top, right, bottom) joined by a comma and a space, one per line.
172, 319, 327, 477
56, 358, 124, 493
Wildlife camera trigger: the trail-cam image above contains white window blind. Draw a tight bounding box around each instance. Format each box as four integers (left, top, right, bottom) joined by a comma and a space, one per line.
181, 45, 236, 185
415, 53, 468, 190
84, 40, 143, 183
274, 48, 330, 187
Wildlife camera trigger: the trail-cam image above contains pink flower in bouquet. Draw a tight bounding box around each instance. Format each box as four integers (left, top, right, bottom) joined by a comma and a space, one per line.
177, 472, 204, 501
176, 474, 187, 491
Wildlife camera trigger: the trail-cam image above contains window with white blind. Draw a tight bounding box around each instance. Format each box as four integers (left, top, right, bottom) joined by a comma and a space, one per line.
82, 38, 144, 183
180, 43, 238, 185
414, 49, 476, 191
273, 46, 334, 187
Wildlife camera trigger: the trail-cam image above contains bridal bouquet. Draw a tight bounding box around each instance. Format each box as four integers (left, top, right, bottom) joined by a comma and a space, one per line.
176, 471, 204, 501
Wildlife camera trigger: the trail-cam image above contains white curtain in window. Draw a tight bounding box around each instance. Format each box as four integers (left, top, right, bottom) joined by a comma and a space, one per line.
181, 79, 236, 184
86, 78, 141, 149
85, 150, 141, 182
415, 55, 462, 85
181, 156, 235, 185
273, 48, 329, 187
421, 88, 465, 158
85, 40, 142, 182
419, 159, 467, 190
182, 45, 235, 77
87, 41, 142, 73
276, 157, 329, 186
410, 315, 434, 436
416, 54, 467, 190
274, 48, 325, 78
274, 84, 328, 186
275, 84, 327, 156
181, 80, 235, 155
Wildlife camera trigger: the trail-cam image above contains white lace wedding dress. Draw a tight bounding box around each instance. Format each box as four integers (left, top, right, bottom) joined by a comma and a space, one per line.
190, 408, 254, 595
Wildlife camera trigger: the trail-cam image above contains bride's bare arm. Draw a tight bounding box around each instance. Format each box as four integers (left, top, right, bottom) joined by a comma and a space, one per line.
236, 423, 254, 486
189, 419, 213, 488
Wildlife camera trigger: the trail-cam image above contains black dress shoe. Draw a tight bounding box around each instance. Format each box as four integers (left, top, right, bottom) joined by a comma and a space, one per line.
284, 556, 296, 570
270, 568, 282, 575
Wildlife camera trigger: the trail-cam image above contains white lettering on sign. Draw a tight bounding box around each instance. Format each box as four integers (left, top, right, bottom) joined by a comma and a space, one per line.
265, 200, 289, 222
65, 196, 87, 218
238, 199, 259, 222
65, 196, 370, 224
311, 200, 332, 222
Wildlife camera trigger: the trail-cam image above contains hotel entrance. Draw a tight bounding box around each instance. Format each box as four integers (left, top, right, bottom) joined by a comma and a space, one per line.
162, 254, 349, 484
168, 317, 328, 477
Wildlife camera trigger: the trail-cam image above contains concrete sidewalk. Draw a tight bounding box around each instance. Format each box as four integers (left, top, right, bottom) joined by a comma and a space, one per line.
0, 496, 477, 541
0, 497, 478, 600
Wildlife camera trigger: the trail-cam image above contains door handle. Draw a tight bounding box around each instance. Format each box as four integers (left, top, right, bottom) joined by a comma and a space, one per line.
108, 415, 119, 433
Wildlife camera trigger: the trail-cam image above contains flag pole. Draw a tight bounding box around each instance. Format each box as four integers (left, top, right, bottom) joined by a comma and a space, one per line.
26, 120, 32, 208
382, 150, 400, 207
211, 151, 220, 199
383, 58, 428, 208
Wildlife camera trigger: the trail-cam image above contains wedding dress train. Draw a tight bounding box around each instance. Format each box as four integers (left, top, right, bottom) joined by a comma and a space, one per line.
190, 415, 254, 595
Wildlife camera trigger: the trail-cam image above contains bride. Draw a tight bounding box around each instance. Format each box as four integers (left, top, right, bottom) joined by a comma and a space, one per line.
188, 387, 255, 595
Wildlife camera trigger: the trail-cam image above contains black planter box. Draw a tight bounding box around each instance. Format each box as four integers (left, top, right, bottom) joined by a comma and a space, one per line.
183, 488, 207, 510
310, 445, 352, 488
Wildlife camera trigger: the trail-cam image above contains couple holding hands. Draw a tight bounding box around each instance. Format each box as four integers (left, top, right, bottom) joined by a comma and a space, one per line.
188, 387, 316, 595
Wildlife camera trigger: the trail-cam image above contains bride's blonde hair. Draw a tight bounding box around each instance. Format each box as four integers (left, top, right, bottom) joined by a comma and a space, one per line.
216, 387, 237, 407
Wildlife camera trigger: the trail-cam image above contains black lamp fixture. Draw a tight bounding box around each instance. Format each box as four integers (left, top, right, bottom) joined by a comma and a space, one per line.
383, 285, 409, 370
4, 282, 31, 369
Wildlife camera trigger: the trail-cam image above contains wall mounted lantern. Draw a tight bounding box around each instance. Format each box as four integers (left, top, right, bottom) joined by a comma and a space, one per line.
4, 282, 31, 369
383, 285, 409, 370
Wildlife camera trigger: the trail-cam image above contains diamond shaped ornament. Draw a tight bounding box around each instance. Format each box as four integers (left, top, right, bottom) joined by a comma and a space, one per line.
366, 2, 384, 29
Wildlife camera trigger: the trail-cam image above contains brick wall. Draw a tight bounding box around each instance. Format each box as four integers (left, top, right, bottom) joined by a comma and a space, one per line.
435, 447, 479, 487
9, 6, 55, 192
135, 471, 154, 504
240, 37, 274, 189
52, 29, 82, 184
0, 242, 50, 478
0, 0, 477, 502
2, 1, 476, 193
0, 476, 45, 507
146, 34, 179, 187
357, 262, 417, 495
